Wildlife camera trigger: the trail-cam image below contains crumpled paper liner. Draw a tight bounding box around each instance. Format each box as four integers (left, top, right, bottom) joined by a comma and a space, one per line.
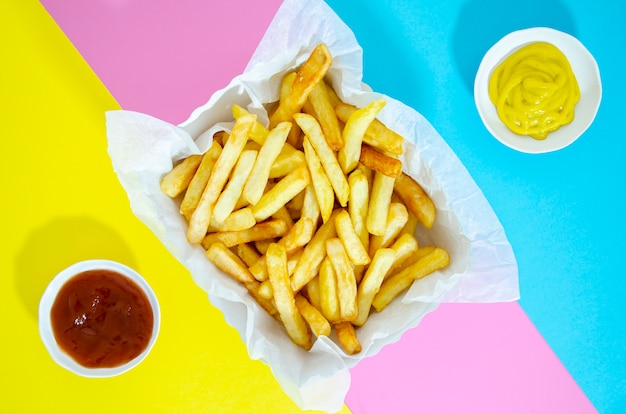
105, 0, 519, 411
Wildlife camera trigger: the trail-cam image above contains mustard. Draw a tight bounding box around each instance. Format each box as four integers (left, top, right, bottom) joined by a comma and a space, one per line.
488, 42, 580, 140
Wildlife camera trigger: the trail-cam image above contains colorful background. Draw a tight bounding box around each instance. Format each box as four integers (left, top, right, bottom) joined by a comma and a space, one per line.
2, 0, 624, 413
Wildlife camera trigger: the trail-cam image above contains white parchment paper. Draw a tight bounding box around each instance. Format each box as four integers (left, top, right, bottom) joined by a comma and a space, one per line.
106, 0, 519, 411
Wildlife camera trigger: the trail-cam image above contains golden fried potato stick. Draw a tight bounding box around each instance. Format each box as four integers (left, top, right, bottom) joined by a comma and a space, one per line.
393, 172, 436, 229
180, 141, 222, 220
304, 275, 322, 310
187, 114, 255, 243
338, 98, 386, 174
244, 121, 292, 205
295, 294, 332, 337
335, 321, 362, 355
205, 241, 256, 285
269, 43, 332, 129
300, 183, 321, 225
303, 137, 334, 223
348, 167, 370, 250
208, 207, 256, 232
307, 80, 343, 151
359, 143, 402, 178
325, 238, 358, 322
160, 153, 203, 198
267, 243, 313, 350
335, 102, 404, 156
294, 112, 349, 206
334, 209, 370, 266
353, 248, 396, 326
366, 172, 396, 236
372, 247, 450, 312
251, 164, 311, 222
291, 209, 339, 292
232, 104, 269, 145
388, 232, 419, 275
369, 202, 409, 256
236, 243, 262, 267
318, 257, 340, 323
213, 149, 258, 223
269, 143, 305, 178
202, 218, 289, 249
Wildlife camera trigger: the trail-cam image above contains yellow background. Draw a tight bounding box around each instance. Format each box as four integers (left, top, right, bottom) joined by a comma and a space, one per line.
0, 1, 350, 412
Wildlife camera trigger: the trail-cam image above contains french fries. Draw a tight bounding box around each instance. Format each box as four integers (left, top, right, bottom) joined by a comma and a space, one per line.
161, 44, 450, 355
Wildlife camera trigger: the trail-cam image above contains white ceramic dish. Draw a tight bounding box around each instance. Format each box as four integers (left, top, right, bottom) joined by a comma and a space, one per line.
474, 27, 602, 154
38, 260, 160, 378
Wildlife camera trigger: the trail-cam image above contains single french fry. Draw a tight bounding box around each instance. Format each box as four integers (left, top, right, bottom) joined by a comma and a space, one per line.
257, 279, 273, 299
307, 80, 343, 151
236, 243, 262, 267
180, 141, 222, 220
335, 102, 404, 156
324, 80, 341, 108
269, 143, 306, 178
335, 209, 370, 266
394, 172, 436, 229
325, 238, 358, 322
295, 294, 332, 337
251, 164, 311, 222
318, 257, 340, 323
359, 143, 402, 178
304, 275, 322, 310
335, 321, 361, 355
353, 248, 396, 326
294, 112, 349, 206
369, 202, 409, 256
272, 206, 295, 231
366, 172, 396, 236
291, 209, 339, 292
300, 183, 321, 226
160, 154, 203, 198
400, 210, 419, 237
208, 207, 256, 232
338, 98, 386, 174
269, 43, 332, 129
205, 241, 256, 285
232, 104, 269, 145
303, 137, 334, 223
388, 232, 419, 275
348, 168, 370, 250
267, 243, 312, 350
213, 149, 258, 223
187, 114, 255, 243
201, 219, 289, 249
372, 247, 450, 312
244, 122, 291, 205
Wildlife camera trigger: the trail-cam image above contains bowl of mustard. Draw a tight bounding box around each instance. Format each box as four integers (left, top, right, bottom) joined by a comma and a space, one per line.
474, 27, 602, 154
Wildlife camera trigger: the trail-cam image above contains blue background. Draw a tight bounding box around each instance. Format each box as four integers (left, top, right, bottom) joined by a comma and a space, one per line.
326, 0, 626, 412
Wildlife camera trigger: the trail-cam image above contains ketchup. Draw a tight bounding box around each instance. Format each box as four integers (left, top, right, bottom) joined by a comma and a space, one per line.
50, 269, 154, 368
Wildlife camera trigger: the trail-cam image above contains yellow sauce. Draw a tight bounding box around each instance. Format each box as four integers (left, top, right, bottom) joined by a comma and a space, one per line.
488, 42, 580, 140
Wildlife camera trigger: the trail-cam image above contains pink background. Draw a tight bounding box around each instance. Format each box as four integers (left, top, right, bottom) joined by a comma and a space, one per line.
40, 0, 597, 412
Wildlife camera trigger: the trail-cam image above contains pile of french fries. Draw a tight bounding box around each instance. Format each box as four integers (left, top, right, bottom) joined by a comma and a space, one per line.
160, 43, 450, 354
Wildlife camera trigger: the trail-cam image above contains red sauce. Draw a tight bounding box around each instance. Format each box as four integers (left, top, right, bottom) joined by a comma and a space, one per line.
50, 269, 154, 368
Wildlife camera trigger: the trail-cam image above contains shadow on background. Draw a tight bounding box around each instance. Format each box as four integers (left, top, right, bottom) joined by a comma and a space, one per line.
16, 216, 136, 320
452, 0, 577, 93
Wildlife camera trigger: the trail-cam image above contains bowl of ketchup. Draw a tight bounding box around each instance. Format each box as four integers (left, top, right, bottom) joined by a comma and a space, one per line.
39, 260, 160, 378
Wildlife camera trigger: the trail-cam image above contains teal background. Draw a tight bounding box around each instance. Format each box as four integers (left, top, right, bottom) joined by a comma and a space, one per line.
326, 0, 626, 412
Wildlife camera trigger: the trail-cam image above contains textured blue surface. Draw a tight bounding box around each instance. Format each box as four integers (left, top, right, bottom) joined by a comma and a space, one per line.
326, 0, 626, 412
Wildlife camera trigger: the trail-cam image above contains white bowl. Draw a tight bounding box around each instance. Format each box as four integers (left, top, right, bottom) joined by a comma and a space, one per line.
474, 27, 602, 154
39, 260, 160, 378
